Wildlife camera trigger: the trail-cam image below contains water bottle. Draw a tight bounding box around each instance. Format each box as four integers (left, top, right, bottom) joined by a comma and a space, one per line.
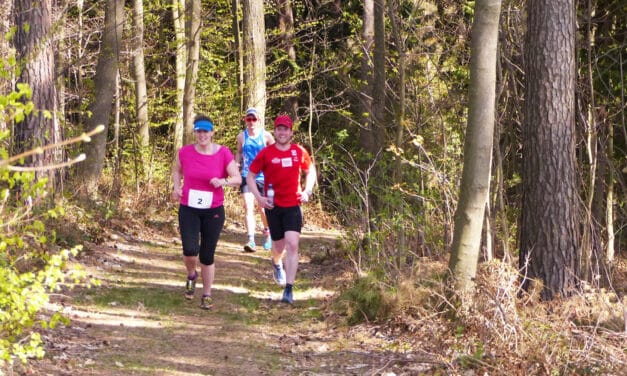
266, 184, 274, 207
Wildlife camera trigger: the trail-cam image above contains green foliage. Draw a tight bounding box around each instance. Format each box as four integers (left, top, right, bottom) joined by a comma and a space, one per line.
0, 88, 92, 368
338, 274, 394, 325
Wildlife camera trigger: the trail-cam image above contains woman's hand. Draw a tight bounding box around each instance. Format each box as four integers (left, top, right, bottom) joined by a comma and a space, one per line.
210, 177, 227, 188
171, 187, 182, 201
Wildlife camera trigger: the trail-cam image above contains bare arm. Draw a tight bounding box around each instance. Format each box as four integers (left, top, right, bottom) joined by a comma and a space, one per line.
247, 171, 272, 208
210, 151, 243, 188
171, 154, 183, 201
246, 172, 261, 200
303, 164, 317, 194
235, 132, 244, 168
226, 160, 242, 185
265, 131, 275, 146
300, 163, 317, 203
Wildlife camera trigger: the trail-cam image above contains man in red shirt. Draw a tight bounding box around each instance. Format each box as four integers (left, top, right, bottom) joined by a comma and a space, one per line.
246, 114, 317, 304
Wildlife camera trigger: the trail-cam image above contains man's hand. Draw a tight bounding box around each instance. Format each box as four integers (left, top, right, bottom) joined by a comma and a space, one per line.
300, 190, 312, 203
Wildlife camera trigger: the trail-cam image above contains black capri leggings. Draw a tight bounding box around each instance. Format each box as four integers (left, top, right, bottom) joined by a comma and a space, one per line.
178, 204, 225, 266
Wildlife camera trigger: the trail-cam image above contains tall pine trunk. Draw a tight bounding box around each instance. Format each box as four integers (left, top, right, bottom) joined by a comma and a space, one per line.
520, 0, 580, 300
12, 0, 62, 188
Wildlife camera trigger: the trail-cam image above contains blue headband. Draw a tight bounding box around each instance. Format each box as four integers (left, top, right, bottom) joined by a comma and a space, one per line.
194, 119, 214, 131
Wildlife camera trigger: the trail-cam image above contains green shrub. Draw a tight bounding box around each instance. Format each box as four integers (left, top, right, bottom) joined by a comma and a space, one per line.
0, 85, 92, 368
339, 274, 395, 325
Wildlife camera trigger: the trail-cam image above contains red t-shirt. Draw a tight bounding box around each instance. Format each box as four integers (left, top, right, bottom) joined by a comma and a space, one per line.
249, 143, 312, 207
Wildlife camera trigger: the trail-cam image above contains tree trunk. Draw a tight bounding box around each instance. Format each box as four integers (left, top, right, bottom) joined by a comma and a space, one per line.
388, 0, 405, 183
80, 0, 124, 197
172, 0, 187, 150
182, 0, 201, 145
242, 0, 266, 125
0, 1, 12, 110
520, 0, 580, 300
389, 0, 407, 267
372, 0, 386, 147
231, 0, 244, 111
277, 0, 298, 117
358, 0, 374, 154
12, 0, 62, 188
173, 0, 186, 151
448, 0, 502, 296
133, 0, 149, 150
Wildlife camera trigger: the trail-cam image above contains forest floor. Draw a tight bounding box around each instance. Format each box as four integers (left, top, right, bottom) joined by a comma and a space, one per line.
7, 200, 627, 376
13, 214, 445, 376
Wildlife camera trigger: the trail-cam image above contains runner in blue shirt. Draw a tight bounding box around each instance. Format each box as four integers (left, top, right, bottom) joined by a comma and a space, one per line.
235, 108, 275, 252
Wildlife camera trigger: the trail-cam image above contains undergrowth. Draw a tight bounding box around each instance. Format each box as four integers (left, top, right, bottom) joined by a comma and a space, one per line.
24, 170, 627, 375
332, 255, 627, 374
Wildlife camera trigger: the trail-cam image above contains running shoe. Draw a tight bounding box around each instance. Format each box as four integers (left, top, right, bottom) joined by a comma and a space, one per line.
185, 273, 197, 300
200, 295, 213, 310
262, 230, 272, 251
271, 259, 286, 286
281, 286, 294, 305
243, 241, 256, 253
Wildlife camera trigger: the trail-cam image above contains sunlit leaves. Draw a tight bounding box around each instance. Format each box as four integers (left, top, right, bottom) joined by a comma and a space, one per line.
0, 84, 88, 368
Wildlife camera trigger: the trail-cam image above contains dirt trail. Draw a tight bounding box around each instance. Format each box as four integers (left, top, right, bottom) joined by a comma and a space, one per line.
20, 223, 435, 376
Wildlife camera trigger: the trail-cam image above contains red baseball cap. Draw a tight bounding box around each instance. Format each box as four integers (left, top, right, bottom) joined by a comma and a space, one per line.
273, 115, 293, 129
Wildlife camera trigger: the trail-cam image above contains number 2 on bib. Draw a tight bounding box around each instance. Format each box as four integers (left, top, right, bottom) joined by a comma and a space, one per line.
188, 189, 213, 209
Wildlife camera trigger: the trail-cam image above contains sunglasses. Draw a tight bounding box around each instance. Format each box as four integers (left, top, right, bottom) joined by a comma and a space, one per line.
245, 117, 258, 122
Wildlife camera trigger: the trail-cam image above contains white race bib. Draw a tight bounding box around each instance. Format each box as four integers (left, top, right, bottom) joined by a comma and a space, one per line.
188, 189, 213, 209
281, 157, 293, 167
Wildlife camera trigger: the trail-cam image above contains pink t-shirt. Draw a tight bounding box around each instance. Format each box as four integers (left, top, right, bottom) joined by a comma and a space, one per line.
178, 144, 234, 208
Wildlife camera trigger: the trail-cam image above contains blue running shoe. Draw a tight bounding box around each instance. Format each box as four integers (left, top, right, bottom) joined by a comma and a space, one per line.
271, 259, 286, 286
263, 236, 272, 251
263, 229, 272, 250
281, 287, 294, 304
243, 241, 256, 253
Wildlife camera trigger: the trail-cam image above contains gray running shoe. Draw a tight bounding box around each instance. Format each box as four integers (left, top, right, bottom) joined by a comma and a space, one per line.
271, 259, 286, 286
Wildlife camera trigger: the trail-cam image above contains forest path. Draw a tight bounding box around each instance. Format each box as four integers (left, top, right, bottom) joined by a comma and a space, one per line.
25, 221, 435, 375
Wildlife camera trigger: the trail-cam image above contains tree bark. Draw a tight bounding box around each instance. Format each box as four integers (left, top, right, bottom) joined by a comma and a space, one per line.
276, 0, 298, 117
182, 0, 201, 145
372, 0, 386, 147
12, 0, 62, 187
80, 0, 124, 197
232, 0, 244, 111
173, 0, 186, 151
358, 0, 374, 154
242, 0, 266, 125
0, 1, 12, 111
388, 0, 405, 183
448, 0, 502, 296
520, 0, 580, 300
133, 0, 149, 150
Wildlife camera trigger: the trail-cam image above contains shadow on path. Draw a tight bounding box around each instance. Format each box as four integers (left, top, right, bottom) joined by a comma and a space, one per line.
23, 224, 437, 375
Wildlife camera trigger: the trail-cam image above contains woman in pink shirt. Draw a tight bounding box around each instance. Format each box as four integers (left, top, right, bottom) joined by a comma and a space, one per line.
172, 115, 241, 309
